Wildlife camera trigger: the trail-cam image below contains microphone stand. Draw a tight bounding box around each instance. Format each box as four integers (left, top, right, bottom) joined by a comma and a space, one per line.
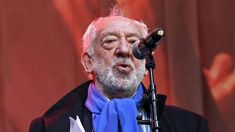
137, 51, 160, 132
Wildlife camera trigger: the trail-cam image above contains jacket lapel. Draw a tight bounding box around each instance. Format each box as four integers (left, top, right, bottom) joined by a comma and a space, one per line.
42, 81, 174, 132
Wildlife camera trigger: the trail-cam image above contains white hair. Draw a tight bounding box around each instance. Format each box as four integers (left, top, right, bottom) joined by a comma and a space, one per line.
82, 7, 148, 56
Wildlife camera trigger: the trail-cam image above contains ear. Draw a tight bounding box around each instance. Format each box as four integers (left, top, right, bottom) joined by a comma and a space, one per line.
81, 52, 94, 73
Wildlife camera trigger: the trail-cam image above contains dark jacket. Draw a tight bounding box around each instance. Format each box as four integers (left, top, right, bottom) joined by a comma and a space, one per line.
29, 81, 209, 132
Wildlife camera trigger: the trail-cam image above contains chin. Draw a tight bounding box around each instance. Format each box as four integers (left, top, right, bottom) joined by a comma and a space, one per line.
115, 78, 138, 89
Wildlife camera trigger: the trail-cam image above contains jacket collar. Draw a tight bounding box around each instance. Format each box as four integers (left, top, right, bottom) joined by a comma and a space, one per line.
42, 81, 169, 132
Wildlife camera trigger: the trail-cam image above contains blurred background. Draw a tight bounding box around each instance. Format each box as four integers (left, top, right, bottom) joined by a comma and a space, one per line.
1, 0, 235, 131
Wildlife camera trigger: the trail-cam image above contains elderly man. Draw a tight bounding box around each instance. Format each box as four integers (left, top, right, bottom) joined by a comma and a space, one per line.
30, 10, 209, 132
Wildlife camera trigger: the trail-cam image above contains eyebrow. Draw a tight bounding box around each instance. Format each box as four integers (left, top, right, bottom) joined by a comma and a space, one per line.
101, 32, 118, 38
101, 31, 142, 39
126, 33, 142, 38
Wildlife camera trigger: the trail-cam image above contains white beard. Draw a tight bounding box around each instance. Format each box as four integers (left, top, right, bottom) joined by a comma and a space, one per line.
92, 56, 146, 96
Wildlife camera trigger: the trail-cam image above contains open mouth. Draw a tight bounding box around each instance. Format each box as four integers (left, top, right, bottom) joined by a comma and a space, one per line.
114, 63, 133, 73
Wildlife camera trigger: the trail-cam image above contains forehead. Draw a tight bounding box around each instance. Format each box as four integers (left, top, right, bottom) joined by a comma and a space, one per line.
95, 16, 144, 37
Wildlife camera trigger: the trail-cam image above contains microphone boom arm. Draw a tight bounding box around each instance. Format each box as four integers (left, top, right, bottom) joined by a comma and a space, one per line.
136, 28, 165, 132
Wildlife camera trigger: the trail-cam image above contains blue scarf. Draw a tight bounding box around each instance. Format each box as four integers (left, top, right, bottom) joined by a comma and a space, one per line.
85, 83, 143, 132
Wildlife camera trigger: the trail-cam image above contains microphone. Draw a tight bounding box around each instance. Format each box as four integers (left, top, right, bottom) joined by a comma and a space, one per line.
132, 28, 164, 60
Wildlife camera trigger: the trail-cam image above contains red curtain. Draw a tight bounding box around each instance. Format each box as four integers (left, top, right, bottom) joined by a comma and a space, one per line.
1, 0, 235, 131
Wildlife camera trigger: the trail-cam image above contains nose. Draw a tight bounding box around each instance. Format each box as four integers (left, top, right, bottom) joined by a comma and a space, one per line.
115, 38, 131, 57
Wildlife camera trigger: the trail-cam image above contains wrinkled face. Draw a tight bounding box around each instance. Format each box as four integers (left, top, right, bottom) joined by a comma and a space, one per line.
91, 16, 146, 98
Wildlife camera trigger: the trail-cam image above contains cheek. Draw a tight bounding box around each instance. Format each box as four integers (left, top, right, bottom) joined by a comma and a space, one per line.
94, 50, 113, 65
134, 59, 146, 69
94, 45, 116, 62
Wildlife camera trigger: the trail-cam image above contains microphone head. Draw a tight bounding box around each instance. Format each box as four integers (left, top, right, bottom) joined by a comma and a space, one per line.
132, 41, 147, 60
132, 28, 164, 60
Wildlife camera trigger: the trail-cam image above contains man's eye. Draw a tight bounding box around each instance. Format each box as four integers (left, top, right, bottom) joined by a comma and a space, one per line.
128, 38, 139, 44
105, 39, 116, 44
129, 40, 137, 44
